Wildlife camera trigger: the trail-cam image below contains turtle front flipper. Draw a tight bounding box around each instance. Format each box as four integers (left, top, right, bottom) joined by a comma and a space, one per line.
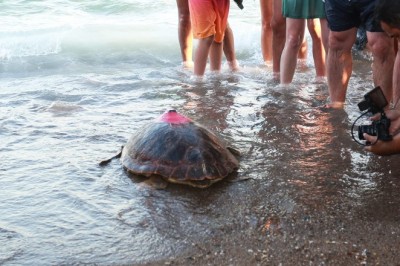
227, 146, 241, 157
99, 146, 123, 166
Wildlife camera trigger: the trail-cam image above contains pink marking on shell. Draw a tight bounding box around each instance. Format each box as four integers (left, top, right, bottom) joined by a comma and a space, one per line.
156, 110, 192, 124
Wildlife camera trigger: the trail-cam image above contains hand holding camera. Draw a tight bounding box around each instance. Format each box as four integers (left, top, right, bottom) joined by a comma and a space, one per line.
367, 109, 400, 136
351, 86, 392, 145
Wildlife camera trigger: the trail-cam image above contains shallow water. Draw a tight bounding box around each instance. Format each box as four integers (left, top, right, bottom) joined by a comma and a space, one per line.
1, 1, 400, 265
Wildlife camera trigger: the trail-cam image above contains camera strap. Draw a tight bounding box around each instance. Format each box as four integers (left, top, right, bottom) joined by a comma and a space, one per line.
351, 111, 378, 146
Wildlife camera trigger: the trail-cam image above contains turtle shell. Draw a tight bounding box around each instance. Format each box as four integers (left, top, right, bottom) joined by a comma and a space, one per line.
121, 110, 239, 188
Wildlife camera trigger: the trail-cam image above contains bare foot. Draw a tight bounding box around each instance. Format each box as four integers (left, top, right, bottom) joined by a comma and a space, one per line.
323, 101, 345, 109
182, 61, 194, 69
272, 72, 280, 81
227, 60, 240, 72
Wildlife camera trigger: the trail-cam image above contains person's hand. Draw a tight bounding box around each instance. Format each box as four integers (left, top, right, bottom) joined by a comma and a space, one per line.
371, 109, 400, 135
387, 109, 400, 134
364, 132, 400, 155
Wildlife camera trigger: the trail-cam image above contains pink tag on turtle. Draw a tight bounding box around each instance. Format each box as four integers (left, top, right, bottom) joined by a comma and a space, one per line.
156, 110, 192, 124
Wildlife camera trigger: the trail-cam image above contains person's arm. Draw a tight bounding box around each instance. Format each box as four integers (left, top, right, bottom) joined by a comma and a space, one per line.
363, 109, 400, 155
393, 39, 400, 107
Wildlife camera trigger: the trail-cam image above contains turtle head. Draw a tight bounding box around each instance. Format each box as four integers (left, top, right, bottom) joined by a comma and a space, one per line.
156, 109, 192, 124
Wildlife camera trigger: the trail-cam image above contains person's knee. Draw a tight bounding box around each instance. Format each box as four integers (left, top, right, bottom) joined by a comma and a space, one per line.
369, 36, 393, 59
261, 19, 272, 32
328, 32, 354, 52
285, 34, 302, 50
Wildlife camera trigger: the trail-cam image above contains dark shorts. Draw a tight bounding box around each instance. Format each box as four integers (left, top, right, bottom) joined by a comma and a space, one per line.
324, 0, 383, 32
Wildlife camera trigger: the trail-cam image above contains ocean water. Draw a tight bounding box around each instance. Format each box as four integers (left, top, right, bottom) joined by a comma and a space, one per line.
1, 1, 400, 265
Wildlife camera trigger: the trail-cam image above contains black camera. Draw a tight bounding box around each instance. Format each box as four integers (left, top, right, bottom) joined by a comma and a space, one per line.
358, 118, 392, 141
358, 86, 388, 114
355, 86, 392, 143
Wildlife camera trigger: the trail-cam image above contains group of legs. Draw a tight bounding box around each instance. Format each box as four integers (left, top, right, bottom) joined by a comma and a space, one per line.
324, 0, 395, 108
260, 0, 329, 84
177, 0, 395, 111
260, 0, 328, 83
177, 0, 328, 84
260, 0, 396, 108
176, 0, 238, 76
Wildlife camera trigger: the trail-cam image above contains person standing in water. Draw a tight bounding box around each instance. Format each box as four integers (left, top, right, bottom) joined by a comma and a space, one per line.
176, 0, 239, 72
279, 0, 329, 84
260, 0, 308, 79
176, 0, 193, 68
363, 0, 400, 155
324, 0, 394, 108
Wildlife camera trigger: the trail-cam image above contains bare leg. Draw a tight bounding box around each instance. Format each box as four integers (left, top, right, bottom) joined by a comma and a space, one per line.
367, 31, 394, 103
260, 0, 273, 62
280, 18, 306, 84
298, 39, 308, 60
270, 0, 308, 77
193, 35, 214, 76
271, 0, 286, 75
394, 40, 400, 108
307, 18, 326, 78
223, 23, 239, 71
326, 28, 357, 107
320, 19, 330, 54
209, 40, 224, 72
176, 0, 193, 66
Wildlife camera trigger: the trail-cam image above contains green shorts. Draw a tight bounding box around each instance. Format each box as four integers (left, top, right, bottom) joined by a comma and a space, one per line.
282, 0, 326, 19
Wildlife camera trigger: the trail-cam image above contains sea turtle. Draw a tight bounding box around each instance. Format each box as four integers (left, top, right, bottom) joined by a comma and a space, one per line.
101, 110, 239, 188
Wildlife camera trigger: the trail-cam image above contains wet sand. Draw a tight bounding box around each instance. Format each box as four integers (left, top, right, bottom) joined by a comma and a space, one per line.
139, 170, 400, 265
132, 100, 400, 265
